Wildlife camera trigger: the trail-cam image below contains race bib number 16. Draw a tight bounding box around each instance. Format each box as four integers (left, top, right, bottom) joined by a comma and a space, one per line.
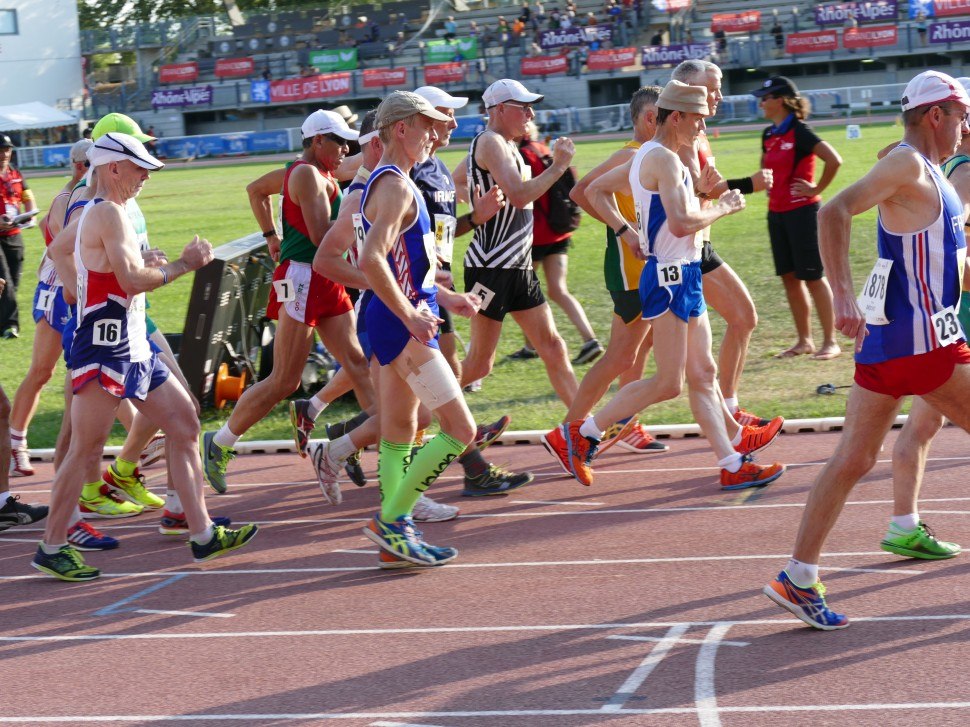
92, 319, 121, 346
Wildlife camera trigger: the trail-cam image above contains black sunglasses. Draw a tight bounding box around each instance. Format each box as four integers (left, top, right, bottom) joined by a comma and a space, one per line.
322, 132, 349, 145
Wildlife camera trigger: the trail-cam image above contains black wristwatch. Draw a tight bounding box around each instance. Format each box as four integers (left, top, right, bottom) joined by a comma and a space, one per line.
614, 222, 631, 238
262, 229, 277, 238
466, 212, 479, 229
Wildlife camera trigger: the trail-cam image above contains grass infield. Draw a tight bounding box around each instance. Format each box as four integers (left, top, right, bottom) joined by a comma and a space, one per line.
5, 121, 907, 448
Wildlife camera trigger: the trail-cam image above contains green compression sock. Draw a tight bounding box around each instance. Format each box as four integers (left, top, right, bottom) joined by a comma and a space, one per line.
378, 440, 411, 522
385, 431, 466, 520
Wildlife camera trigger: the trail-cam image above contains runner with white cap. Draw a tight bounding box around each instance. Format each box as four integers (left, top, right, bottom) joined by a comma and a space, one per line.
763, 70, 970, 629
202, 110, 376, 501
461, 79, 579, 406
34, 132, 258, 580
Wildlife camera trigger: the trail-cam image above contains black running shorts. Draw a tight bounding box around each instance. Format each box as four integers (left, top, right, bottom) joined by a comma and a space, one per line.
464, 266, 545, 322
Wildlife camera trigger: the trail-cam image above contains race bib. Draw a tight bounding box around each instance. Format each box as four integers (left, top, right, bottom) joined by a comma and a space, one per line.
35, 288, 55, 313
351, 213, 365, 266
421, 231, 437, 289
468, 281, 496, 311
434, 214, 457, 264
932, 306, 963, 347
273, 278, 296, 302
656, 261, 682, 288
857, 258, 892, 325
92, 319, 121, 346
634, 200, 648, 257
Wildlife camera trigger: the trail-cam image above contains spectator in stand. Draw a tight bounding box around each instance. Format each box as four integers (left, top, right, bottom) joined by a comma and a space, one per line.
550, 7, 561, 29
145, 126, 158, 155
713, 27, 727, 56
560, 12, 572, 29
771, 17, 784, 54
512, 16, 525, 37
685, 28, 694, 44
530, 41, 543, 56
369, 20, 380, 42
650, 28, 663, 46
534, 1, 546, 30
469, 20, 480, 37
586, 12, 597, 26
916, 11, 928, 46
82, 127, 92, 140
519, 2, 531, 25
498, 16, 510, 41
512, 122, 602, 364
0, 135, 33, 339
607, 0, 622, 23
445, 15, 458, 40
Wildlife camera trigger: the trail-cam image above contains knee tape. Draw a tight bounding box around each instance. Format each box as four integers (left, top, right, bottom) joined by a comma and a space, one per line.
405, 354, 462, 411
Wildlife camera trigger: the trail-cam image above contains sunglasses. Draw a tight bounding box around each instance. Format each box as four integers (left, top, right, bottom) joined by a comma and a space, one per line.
504, 101, 533, 112
321, 132, 349, 145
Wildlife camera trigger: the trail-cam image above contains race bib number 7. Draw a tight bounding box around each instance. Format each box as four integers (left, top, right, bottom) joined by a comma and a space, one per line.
92, 319, 121, 346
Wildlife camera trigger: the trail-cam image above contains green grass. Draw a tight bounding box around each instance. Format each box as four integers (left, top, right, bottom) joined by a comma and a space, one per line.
5, 121, 905, 448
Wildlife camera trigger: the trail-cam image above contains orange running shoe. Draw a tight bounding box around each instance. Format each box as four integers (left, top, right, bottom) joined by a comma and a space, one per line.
733, 408, 770, 427
721, 456, 785, 490
735, 416, 784, 456
542, 421, 598, 486
616, 420, 669, 453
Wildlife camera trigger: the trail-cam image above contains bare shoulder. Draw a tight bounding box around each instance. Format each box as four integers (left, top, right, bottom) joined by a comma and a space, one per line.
474, 130, 507, 168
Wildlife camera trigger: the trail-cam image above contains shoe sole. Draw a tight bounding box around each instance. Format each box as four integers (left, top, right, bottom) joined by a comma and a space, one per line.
614, 439, 669, 453
762, 584, 849, 631
362, 524, 436, 565
192, 527, 258, 563
345, 463, 367, 487
9, 469, 34, 477
159, 527, 189, 536
541, 432, 572, 478
739, 420, 786, 457
475, 415, 511, 451
721, 466, 785, 491
572, 349, 604, 365
879, 541, 961, 560
79, 507, 144, 519
200, 433, 228, 494
413, 511, 460, 522
461, 472, 535, 497
289, 401, 309, 459
31, 561, 100, 581
70, 542, 120, 552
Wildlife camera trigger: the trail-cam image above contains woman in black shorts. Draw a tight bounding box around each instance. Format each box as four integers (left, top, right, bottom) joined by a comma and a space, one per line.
753, 76, 842, 359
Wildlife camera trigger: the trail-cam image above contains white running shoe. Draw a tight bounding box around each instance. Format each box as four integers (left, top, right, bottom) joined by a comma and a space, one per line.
9, 446, 34, 477
411, 494, 459, 523
139, 433, 166, 468
311, 441, 343, 505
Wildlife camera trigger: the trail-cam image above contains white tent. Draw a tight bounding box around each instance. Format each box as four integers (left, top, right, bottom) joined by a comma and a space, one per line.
0, 102, 76, 132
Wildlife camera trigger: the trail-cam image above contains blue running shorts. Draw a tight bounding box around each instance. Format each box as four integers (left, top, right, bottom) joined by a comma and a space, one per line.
639, 259, 705, 323
33, 282, 75, 335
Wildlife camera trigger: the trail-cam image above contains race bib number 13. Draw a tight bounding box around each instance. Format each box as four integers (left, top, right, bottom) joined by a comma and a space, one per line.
656, 262, 682, 288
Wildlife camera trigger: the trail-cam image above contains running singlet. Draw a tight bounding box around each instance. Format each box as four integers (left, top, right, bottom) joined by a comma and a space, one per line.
465, 130, 533, 270
605, 140, 647, 292
629, 141, 702, 262
38, 190, 71, 286
280, 159, 341, 264
411, 155, 457, 265
71, 200, 151, 368
68, 179, 149, 250
857, 143, 967, 365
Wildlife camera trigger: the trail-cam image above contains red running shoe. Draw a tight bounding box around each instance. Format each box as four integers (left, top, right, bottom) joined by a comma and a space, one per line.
735, 416, 784, 456
733, 408, 770, 427
542, 421, 598, 486
721, 456, 785, 490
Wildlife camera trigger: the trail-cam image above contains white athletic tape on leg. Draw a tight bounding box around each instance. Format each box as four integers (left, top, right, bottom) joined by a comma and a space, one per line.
405, 353, 462, 411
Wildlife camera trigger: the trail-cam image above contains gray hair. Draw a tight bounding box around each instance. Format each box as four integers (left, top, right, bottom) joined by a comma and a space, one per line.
671, 59, 718, 84
630, 85, 661, 123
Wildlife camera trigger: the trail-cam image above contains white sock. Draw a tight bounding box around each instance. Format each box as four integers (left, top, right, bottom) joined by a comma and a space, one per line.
0, 491, 10, 504
190, 523, 215, 544
213, 423, 240, 449
308, 395, 328, 420
165, 489, 183, 514
41, 541, 67, 554
718, 453, 742, 473
724, 397, 739, 413
10, 427, 25, 447
730, 427, 743, 447
891, 513, 920, 532
329, 433, 357, 462
71, 506, 83, 525
579, 416, 603, 441
785, 558, 819, 588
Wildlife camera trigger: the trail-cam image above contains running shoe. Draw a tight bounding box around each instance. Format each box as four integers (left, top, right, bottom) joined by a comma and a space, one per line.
720, 456, 785, 490
139, 433, 166, 468
615, 420, 669, 453
462, 464, 534, 497
9, 446, 34, 477
344, 449, 367, 487
880, 521, 961, 560
67, 521, 119, 551
158, 511, 232, 536
735, 416, 784, 456
289, 398, 315, 458
763, 571, 849, 631
200, 431, 235, 494
0, 495, 48, 531
411, 524, 459, 564
31, 544, 100, 581
310, 441, 343, 505
79, 487, 144, 519
362, 514, 436, 565
464, 379, 482, 393
190, 523, 259, 562
412, 494, 459, 522
542, 421, 598, 486
378, 549, 423, 570
474, 414, 511, 451
508, 346, 538, 360
734, 408, 770, 427
102, 464, 165, 510
572, 338, 604, 365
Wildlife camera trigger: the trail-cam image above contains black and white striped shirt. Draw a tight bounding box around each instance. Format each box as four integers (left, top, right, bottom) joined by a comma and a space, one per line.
465, 130, 533, 270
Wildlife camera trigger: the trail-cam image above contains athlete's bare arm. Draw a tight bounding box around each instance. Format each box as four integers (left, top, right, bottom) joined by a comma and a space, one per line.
455, 183, 506, 237
572, 147, 636, 224
360, 173, 440, 343
314, 188, 370, 290
436, 286, 481, 317
452, 155, 469, 203
585, 158, 642, 256
336, 152, 363, 182
475, 131, 575, 208
49, 217, 80, 303
287, 163, 335, 247
246, 167, 284, 261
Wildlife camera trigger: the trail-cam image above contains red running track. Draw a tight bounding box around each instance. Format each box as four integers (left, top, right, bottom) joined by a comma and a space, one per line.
3, 428, 970, 726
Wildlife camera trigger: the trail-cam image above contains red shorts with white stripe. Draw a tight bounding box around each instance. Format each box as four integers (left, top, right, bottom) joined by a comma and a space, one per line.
854, 342, 970, 399
266, 259, 352, 327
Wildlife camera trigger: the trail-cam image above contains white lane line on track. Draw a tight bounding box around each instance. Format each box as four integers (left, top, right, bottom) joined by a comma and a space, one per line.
695, 623, 733, 727
607, 634, 750, 647
5, 613, 970, 642
333, 549, 378, 554
0, 550, 921, 581
511, 500, 606, 506
370, 722, 454, 727
5, 703, 970, 722
133, 609, 234, 618
601, 623, 689, 712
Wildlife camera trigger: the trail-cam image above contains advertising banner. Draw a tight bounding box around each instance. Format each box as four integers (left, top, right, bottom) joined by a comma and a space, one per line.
426, 37, 479, 62
932, 0, 970, 18
587, 47, 638, 70
151, 86, 213, 108
362, 67, 409, 88
814, 1, 898, 26
424, 63, 465, 84
215, 57, 255, 78
785, 30, 839, 53
520, 55, 569, 76
250, 79, 271, 103
247, 131, 289, 153
269, 73, 352, 102
539, 25, 613, 49
452, 115, 486, 139
710, 11, 761, 33
930, 18, 970, 41
641, 43, 712, 68
842, 24, 898, 47
159, 62, 198, 84
308, 48, 358, 72
652, 0, 692, 10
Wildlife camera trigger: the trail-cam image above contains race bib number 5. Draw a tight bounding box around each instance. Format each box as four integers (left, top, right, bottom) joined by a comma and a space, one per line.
656, 262, 682, 288
273, 278, 296, 302
92, 319, 121, 346
468, 282, 496, 311
932, 306, 963, 347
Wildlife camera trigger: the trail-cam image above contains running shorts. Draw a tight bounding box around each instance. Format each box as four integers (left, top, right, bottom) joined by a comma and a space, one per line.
639, 259, 706, 322
854, 342, 970, 399
32, 282, 74, 335
267, 259, 352, 327
464, 266, 545, 322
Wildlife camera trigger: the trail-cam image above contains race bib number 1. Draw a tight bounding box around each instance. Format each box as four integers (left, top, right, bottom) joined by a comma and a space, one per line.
35, 289, 55, 313
434, 214, 457, 264
92, 319, 121, 346
932, 306, 963, 347
656, 262, 682, 288
857, 258, 892, 325
273, 278, 296, 302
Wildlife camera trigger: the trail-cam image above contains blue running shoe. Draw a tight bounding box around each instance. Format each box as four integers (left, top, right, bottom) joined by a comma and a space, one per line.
31, 544, 100, 581
67, 521, 119, 551
363, 515, 435, 565
411, 524, 458, 565
763, 570, 849, 631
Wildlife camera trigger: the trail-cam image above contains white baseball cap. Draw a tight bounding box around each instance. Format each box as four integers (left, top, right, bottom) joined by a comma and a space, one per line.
88, 132, 164, 170
901, 70, 970, 112
301, 109, 359, 141
413, 86, 469, 110
482, 79, 544, 108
